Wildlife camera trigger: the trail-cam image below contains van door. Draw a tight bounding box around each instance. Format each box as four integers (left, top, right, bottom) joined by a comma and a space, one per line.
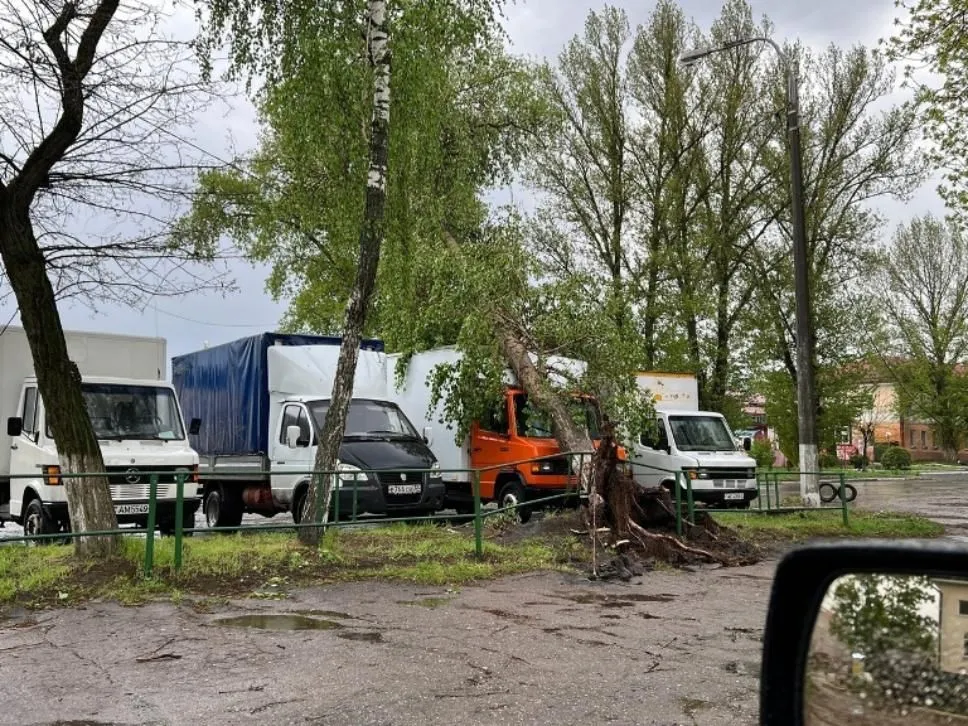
9, 385, 45, 516
469, 395, 511, 500
269, 403, 315, 508
632, 416, 673, 488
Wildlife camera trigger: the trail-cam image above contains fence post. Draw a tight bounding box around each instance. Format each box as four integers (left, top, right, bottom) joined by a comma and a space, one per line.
334, 473, 341, 524
774, 472, 780, 508
685, 475, 695, 524
352, 477, 359, 522
765, 471, 773, 511
839, 471, 849, 527
756, 473, 764, 512
674, 471, 683, 536
174, 472, 185, 572
473, 470, 483, 559
144, 474, 158, 578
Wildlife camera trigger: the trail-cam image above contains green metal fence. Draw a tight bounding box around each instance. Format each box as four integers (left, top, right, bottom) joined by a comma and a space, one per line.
0, 454, 852, 574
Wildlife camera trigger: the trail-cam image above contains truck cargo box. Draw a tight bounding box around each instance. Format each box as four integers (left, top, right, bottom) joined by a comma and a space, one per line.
0, 326, 166, 473
171, 332, 385, 457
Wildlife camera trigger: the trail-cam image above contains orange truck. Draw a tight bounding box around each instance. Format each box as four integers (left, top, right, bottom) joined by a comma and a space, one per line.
387, 347, 620, 522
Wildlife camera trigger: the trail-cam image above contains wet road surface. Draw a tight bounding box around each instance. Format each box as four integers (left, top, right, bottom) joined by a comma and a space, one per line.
0, 564, 773, 726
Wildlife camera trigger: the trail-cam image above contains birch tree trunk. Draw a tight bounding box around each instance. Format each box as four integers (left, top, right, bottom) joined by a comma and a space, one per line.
300, 0, 391, 546
0, 0, 124, 556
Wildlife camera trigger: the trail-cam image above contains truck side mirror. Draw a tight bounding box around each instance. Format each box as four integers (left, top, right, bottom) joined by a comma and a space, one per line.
286, 425, 301, 449
422, 426, 433, 446
189, 418, 201, 436
6, 417, 22, 437
743, 437, 752, 451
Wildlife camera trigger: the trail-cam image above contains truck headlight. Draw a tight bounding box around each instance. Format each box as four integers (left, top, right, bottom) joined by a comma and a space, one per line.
335, 462, 366, 484
430, 461, 440, 475
747, 468, 756, 479
686, 469, 709, 480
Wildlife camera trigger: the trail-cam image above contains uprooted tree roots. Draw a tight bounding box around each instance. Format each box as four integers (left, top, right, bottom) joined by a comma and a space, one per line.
580, 426, 761, 578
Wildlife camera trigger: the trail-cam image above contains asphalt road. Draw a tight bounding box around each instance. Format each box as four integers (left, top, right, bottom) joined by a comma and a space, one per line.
0, 563, 774, 726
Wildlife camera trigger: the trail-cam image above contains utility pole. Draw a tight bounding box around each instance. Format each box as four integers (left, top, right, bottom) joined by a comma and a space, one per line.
680, 38, 819, 505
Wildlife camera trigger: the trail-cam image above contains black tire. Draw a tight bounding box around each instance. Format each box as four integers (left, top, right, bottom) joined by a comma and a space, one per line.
23, 499, 59, 544
159, 512, 195, 537
498, 481, 532, 524
204, 487, 243, 529
818, 482, 839, 503
842, 483, 858, 503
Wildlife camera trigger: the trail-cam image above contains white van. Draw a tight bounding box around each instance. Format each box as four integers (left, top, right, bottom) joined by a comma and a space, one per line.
631, 373, 758, 509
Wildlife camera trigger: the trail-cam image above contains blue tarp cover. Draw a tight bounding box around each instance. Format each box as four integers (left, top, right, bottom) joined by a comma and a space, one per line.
171, 333, 384, 456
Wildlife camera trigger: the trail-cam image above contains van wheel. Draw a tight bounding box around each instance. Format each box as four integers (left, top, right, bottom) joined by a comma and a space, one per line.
204, 487, 243, 529
23, 499, 58, 544
498, 481, 531, 524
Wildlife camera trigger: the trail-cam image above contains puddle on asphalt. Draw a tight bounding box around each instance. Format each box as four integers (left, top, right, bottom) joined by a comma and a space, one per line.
292, 609, 355, 620
214, 614, 344, 631
337, 631, 384, 643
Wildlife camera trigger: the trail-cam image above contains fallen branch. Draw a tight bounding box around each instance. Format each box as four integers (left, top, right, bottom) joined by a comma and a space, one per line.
628, 521, 726, 564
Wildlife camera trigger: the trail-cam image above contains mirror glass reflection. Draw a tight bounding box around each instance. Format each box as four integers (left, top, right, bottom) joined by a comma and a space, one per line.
806, 573, 968, 724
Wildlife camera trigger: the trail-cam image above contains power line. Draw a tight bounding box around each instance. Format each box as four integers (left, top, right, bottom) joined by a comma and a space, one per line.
151, 305, 279, 328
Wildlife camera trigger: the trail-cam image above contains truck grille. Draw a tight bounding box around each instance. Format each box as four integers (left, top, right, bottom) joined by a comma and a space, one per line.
105, 466, 188, 500
706, 468, 753, 481
376, 471, 424, 505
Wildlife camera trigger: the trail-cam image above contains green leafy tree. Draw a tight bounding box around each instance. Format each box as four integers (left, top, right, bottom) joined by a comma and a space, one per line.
887, 1, 968, 215
830, 574, 937, 658
875, 215, 968, 460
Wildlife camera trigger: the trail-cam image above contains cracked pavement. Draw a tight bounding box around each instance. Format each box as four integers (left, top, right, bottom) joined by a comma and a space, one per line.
0, 561, 775, 726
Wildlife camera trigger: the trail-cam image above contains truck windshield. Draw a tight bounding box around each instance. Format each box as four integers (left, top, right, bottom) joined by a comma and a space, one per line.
514, 394, 602, 439
309, 400, 420, 439
668, 415, 736, 452
47, 384, 185, 441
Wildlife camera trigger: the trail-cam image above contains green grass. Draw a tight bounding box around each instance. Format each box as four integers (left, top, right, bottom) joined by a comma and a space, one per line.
714, 510, 945, 540
0, 523, 570, 609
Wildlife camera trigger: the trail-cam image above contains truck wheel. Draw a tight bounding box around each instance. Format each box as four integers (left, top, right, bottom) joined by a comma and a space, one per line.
498, 481, 532, 524
23, 499, 57, 544
204, 487, 243, 529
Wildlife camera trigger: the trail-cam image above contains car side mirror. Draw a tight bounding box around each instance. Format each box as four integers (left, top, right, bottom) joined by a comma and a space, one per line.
189, 417, 201, 436
422, 426, 433, 446
6, 417, 22, 437
759, 541, 968, 725
743, 437, 752, 452
286, 425, 301, 449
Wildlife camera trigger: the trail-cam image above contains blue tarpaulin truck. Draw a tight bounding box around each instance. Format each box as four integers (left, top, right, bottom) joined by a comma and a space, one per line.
171, 333, 445, 528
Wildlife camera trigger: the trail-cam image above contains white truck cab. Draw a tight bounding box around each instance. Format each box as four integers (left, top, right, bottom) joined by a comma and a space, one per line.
0, 328, 200, 537
631, 373, 758, 509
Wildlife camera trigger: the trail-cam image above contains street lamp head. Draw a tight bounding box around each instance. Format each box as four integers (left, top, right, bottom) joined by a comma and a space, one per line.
678, 47, 712, 67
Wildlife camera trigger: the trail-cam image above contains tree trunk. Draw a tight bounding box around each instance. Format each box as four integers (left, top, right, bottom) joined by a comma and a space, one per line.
0, 205, 118, 556
299, 0, 391, 546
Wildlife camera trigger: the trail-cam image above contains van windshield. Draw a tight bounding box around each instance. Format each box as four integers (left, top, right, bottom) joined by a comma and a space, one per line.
309, 400, 420, 439
668, 415, 736, 452
47, 384, 185, 441
513, 394, 602, 439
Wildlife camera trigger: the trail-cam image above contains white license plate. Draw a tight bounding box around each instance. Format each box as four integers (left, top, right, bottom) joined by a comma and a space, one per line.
724, 492, 744, 501
387, 484, 422, 495
115, 503, 149, 515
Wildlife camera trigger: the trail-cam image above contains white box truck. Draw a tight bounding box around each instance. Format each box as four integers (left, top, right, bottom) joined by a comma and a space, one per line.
171, 333, 445, 528
0, 327, 201, 537
631, 372, 758, 508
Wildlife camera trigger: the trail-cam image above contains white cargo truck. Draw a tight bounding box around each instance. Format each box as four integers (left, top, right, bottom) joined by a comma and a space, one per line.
0, 327, 201, 537
631, 372, 758, 508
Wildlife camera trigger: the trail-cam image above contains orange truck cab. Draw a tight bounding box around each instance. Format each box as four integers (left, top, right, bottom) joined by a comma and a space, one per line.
388, 347, 625, 522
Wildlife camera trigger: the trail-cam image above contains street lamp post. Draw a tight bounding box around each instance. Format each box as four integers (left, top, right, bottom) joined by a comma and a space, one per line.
680, 38, 819, 505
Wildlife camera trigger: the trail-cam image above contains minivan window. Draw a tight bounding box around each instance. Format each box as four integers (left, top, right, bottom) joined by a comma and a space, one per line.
46, 383, 185, 441
309, 400, 419, 439
668, 415, 736, 452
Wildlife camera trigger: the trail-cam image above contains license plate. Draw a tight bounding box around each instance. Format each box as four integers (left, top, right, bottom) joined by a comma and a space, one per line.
387, 484, 422, 495
115, 503, 149, 515
724, 492, 744, 501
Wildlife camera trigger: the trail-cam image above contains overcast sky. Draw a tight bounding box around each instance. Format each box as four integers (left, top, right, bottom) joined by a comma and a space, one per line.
0, 0, 943, 368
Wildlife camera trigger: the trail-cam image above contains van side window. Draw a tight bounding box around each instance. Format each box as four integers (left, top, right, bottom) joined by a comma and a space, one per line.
641, 419, 669, 450
280, 404, 303, 445
295, 408, 312, 446
22, 387, 38, 435
480, 397, 508, 435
